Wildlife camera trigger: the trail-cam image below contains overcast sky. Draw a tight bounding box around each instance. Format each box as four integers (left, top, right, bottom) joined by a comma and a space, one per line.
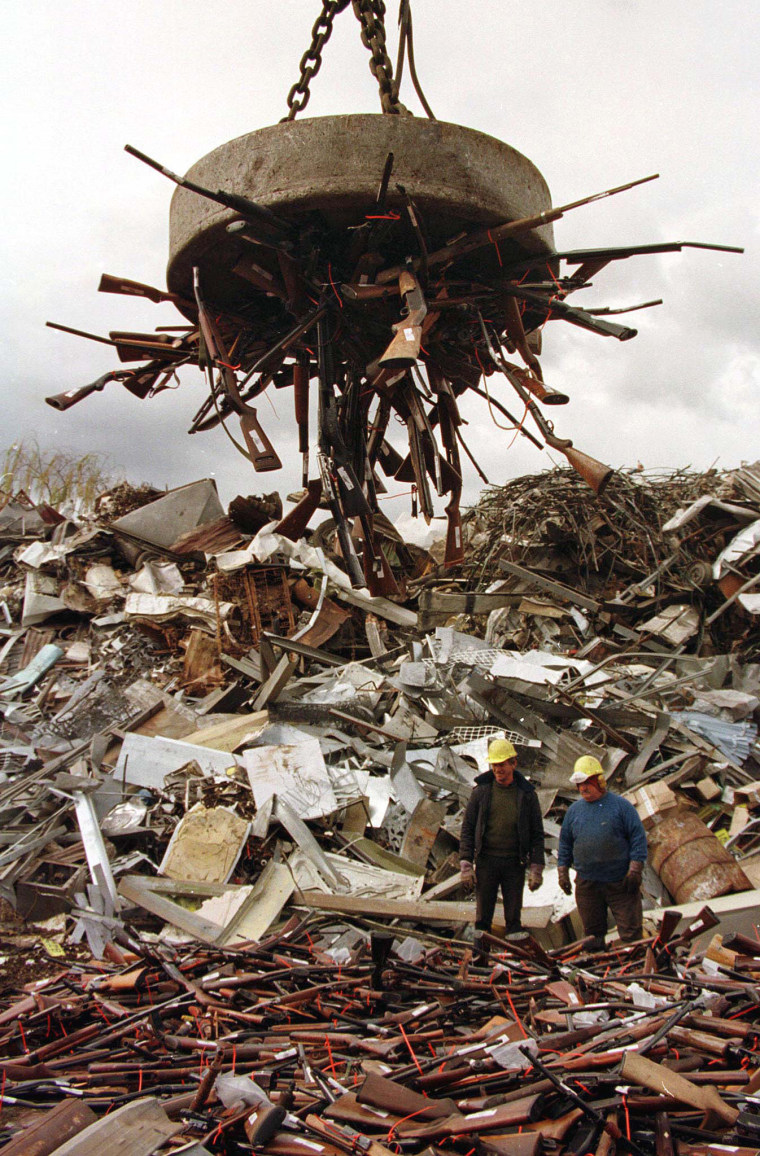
2, 1, 758, 523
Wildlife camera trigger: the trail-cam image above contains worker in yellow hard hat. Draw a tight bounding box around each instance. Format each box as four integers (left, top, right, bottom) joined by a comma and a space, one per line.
459, 737, 545, 944
558, 755, 647, 949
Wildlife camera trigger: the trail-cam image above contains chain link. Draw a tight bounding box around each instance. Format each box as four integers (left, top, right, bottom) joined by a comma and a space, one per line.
352, 0, 405, 114
281, 0, 352, 122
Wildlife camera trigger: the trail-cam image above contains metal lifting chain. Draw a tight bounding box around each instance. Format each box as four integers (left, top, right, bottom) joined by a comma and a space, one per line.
281, 0, 352, 122
351, 0, 406, 114
283, 0, 422, 120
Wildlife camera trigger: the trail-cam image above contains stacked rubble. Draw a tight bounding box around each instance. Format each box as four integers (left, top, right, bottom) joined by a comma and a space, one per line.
2, 462, 760, 1152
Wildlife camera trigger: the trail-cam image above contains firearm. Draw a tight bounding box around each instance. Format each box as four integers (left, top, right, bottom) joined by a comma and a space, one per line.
502, 284, 637, 340
124, 144, 293, 246
522, 1046, 648, 1156
478, 313, 614, 495
378, 269, 428, 368
501, 239, 745, 288
98, 273, 191, 308
376, 172, 660, 284
46, 369, 137, 411
293, 354, 311, 486
46, 320, 188, 362
316, 315, 366, 589
193, 268, 282, 472
45, 361, 173, 412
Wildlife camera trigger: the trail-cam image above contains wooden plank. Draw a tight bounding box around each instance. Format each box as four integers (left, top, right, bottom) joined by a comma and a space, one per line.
119, 876, 228, 944
251, 655, 298, 710
400, 797, 447, 868
182, 710, 269, 751
0, 1099, 97, 1156
417, 589, 522, 630
297, 890, 477, 923
48, 1097, 181, 1156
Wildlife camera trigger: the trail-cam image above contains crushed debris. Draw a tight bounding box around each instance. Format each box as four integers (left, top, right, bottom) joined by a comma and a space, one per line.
2, 460, 760, 1153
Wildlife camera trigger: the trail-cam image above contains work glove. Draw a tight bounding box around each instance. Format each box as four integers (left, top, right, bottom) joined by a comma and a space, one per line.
460, 860, 475, 890
557, 866, 572, 895
527, 864, 543, 892
624, 862, 644, 894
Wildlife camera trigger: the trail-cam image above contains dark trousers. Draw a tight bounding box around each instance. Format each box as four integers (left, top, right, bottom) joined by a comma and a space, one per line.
575, 876, 643, 943
475, 856, 525, 934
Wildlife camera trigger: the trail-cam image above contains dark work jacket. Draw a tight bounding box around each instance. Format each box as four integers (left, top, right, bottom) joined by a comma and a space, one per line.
459, 769, 545, 867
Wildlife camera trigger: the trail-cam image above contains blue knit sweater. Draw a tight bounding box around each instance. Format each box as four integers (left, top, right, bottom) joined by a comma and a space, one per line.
558, 791, 647, 883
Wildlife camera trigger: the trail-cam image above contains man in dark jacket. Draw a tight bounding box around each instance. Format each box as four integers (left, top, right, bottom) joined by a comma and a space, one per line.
460, 738, 545, 936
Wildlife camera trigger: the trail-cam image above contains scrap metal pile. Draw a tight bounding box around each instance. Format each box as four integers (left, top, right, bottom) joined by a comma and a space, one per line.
3, 461, 760, 1150
44, 2, 742, 588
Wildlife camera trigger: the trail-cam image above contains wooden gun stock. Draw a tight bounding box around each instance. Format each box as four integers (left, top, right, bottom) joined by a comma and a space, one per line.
274, 480, 323, 541
240, 412, 282, 472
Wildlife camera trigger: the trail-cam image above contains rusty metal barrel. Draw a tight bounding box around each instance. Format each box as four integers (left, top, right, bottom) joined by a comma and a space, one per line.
647, 808, 751, 904
167, 114, 554, 317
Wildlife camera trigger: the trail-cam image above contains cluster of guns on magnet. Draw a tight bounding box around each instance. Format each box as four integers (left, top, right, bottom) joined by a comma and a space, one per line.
46, 146, 742, 595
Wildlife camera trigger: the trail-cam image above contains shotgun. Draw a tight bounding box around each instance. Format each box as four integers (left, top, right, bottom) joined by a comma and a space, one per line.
125, 143, 292, 244
46, 369, 137, 411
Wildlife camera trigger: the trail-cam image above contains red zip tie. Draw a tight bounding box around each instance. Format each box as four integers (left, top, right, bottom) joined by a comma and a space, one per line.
545, 262, 564, 294
17, 1020, 29, 1053
137, 1068, 143, 1093
45, 1014, 51, 1037
622, 1094, 631, 1139
487, 230, 503, 268
399, 1023, 424, 1076
217, 360, 241, 371
365, 211, 401, 221
472, 345, 487, 377
325, 1035, 337, 1077
327, 263, 343, 308
502, 986, 528, 1039
232, 1045, 237, 1074
387, 1107, 431, 1143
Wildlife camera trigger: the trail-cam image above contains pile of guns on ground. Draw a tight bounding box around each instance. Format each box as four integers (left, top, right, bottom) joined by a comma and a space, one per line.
45, 144, 742, 593
4, 910, 760, 1154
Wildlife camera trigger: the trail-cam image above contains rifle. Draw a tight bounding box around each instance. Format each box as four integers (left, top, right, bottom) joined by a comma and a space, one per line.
478, 313, 614, 494
376, 172, 660, 284
521, 1046, 648, 1156
124, 144, 293, 245
46, 369, 141, 411
294, 355, 310, 487
316, 314, 366, 589
501, 239, 744, 288
45, 361, 175, 411
193, 268, 282, 472
98, 273, 191, 308
501, 283, 638, 340
46, 320, 189, 362
378, 269, 428, 368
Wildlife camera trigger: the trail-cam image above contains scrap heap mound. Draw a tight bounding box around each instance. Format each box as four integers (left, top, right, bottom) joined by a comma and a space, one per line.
2, 460, 760, 1153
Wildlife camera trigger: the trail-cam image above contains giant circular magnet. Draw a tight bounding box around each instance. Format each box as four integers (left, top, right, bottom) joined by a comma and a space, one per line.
167, 114, 554, 317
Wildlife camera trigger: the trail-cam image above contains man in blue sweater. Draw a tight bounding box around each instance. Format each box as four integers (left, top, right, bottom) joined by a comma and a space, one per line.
558, 756, 647, 949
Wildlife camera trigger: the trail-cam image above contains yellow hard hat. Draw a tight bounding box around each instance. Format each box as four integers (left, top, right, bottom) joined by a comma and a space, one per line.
570, 755, 604, 783
488, 738, 517, 763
